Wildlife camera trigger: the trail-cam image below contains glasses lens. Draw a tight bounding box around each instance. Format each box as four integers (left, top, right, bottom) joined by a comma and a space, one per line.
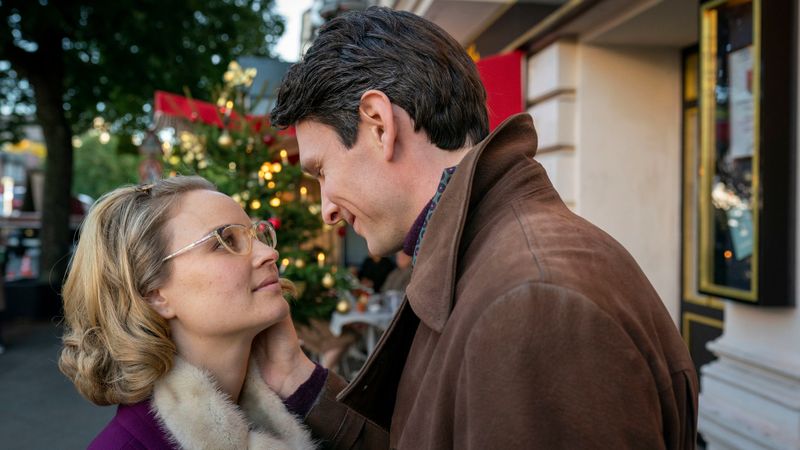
254, 221, 276, 249
219, 225, 250, 255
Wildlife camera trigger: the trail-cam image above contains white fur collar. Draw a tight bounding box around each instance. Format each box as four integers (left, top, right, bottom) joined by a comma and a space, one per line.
151, 357, 316, 449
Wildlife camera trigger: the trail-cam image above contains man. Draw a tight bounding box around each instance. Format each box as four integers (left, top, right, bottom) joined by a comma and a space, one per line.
256, 6, 698, 449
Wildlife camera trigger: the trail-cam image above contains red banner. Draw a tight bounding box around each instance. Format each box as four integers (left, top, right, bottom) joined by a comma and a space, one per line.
476, 51, 525, 131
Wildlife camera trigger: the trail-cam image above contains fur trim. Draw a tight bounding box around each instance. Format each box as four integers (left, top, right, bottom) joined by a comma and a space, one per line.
152, 358, 316, 450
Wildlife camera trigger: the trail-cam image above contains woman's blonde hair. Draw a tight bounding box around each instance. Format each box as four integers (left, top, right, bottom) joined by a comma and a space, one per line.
59, 176, 217, 406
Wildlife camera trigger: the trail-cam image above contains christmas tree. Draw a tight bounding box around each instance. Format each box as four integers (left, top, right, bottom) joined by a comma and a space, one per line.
161, 61, 352, 323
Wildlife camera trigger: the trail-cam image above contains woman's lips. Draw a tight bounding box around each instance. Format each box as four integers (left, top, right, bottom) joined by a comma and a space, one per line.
253, 277, 280, 292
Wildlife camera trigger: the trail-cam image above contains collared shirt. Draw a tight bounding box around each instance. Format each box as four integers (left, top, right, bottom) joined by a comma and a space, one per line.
401, 166, 457, 265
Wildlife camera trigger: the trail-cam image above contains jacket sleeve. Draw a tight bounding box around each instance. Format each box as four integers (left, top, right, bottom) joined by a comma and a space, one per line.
453, 283, 692, 450
304, 371, 389, 449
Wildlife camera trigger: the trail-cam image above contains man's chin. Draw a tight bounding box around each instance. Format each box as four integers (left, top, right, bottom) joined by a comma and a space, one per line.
366, 237, 404, 258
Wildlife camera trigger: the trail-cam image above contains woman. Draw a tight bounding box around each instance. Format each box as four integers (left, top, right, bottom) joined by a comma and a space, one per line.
59, 176, 315, 449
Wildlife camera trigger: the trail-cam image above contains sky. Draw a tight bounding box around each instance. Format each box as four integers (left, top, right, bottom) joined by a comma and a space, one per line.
274, 0, 314, 62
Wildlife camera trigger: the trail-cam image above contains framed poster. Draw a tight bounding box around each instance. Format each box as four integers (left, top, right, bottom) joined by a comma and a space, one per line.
698, 0, 796, 306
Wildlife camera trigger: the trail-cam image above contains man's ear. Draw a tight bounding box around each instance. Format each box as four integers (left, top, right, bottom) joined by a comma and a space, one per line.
359, 90, 397, 161
145, 290, 175, 320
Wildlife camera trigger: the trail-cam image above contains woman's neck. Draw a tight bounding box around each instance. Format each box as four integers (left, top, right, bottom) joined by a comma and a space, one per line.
171, 330, 254, 403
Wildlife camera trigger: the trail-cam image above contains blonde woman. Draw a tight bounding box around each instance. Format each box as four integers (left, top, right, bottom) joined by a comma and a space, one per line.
59, 176, 315, 449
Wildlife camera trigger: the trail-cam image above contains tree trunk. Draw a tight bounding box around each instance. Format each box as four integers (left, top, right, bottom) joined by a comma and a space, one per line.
29, 69, 73, 299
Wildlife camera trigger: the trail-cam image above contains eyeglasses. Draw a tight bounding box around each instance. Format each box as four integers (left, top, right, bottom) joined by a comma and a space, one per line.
162, 220, 277, 262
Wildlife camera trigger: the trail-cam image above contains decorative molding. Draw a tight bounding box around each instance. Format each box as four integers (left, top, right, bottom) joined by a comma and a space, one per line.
708, 339, 800, 383
527, 95, 575, 150
527, 40, 577, 102
535, 150, 576, 204
699, 339, 800, 449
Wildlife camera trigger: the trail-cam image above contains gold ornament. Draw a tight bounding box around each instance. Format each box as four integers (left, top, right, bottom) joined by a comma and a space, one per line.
336, 299, 351, 314
223, 61, 257, 88
322, 272, 335, 288
218, 131, 233, 148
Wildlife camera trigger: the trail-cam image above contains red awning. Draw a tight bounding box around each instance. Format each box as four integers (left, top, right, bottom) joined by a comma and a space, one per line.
153, 90, 295, 136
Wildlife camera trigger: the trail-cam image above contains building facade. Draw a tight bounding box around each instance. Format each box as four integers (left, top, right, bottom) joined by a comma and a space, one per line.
387, 1, 797, 448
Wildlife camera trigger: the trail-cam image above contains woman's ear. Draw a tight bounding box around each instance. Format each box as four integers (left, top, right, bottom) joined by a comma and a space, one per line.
145, 290, 175, 320
359, 89, 397, 161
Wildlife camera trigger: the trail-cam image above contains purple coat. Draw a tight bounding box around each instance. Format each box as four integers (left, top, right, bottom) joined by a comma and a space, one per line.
88, 400, 177, 450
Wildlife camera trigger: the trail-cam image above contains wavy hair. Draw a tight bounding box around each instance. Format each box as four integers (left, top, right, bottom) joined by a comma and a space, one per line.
59, 176, 217, 406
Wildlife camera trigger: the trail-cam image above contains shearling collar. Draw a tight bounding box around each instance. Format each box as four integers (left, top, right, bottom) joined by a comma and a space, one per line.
404, 113, 540, 333
151, 357, 316, 450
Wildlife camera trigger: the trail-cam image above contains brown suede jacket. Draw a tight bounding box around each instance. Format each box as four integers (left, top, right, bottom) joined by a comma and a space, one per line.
304, 114, 698, 449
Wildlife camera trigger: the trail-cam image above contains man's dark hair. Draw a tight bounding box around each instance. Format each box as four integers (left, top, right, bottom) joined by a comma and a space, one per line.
270, 7, 489, 150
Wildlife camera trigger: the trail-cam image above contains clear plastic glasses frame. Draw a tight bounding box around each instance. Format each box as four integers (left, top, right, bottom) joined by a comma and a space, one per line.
162, 220, 276, 262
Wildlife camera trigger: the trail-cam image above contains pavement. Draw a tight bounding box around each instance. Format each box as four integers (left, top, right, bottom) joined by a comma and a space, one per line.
0, 319, 115, 449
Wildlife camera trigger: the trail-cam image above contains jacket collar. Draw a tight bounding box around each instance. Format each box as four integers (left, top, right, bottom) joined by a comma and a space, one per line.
405, 113, 539, 333
151, 357, 315, 450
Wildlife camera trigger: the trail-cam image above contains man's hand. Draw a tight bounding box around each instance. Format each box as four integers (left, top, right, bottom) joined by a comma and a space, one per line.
253, 314, 317, 399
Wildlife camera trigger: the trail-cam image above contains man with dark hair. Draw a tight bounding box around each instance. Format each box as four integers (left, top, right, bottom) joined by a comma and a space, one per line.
257, 6, 698, 449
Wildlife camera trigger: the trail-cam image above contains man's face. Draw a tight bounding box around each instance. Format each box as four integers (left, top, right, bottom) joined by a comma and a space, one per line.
296, 120, 409, 256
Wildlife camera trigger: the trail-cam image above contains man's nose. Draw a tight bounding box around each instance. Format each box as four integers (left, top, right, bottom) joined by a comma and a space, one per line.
322, 195, 342, 225
321, 190, 341, 225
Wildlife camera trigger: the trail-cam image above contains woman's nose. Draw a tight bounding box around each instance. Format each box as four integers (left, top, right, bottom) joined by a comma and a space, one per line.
253, 240, 278, 267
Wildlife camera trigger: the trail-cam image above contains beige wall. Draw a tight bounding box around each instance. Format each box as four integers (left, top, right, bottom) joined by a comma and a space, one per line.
575, 44, 682, 321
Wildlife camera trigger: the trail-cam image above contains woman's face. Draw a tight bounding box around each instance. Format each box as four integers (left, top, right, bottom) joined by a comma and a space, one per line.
155, 189, 288, 341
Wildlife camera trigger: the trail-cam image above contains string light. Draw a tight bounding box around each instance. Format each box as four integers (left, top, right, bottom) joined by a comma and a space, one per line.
270, 197, 281, 207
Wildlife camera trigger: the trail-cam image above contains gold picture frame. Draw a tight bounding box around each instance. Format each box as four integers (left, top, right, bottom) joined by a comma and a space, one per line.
696, 0, 795, 306
698, 0, 760, 302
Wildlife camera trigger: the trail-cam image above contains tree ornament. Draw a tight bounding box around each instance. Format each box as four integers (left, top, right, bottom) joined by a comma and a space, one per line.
267, 217, 281, 230
336, 298, 350, 314
322, 272, 335, 289
218, 131, 233, 148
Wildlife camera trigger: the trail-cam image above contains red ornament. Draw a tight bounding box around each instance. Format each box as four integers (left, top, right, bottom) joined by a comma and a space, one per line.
267, 217, 281, 230
262, 134, 275, 146
337, 226, 347, 238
